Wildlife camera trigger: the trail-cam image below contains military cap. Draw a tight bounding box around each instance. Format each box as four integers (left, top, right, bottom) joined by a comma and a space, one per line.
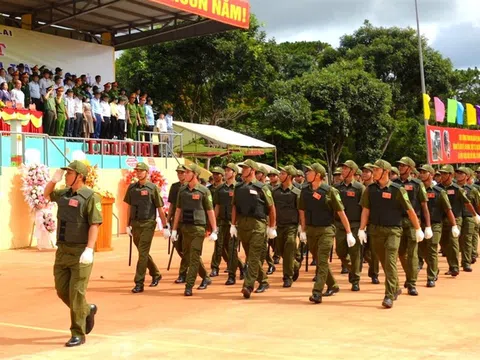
267, 168, 280, 176
256, 166, 268, 175
12, 71, 19, 76
412, 168, 419, 175
391, 166, 400, 176
211, 166, 225, 175
175, 164, 186, 172
61, 161, 88, 177
333, 167, 342, 175
32, 65, 39, 70
305, 163, 326, 177
418, 164, 435, 175
56, 86, 64, 92
279, 165, 297, 177
223, 163, 239, 173
361, 163, 374, 171
184, 163, 201, 176
439, 164, 454, 174
340, 160, 359, 172
296, 169, 305, 177
372, 159, 392, 171
397, 156, 416, 168
104, 82, 111, 87
134, 162, 149, 171
356, 169, 362, 176
456, 167, 471, 176
239, 159, 258, 171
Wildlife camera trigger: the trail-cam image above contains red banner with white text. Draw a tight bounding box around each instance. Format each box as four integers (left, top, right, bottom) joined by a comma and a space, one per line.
427, 125, 480, 164
149, 0, 250, 29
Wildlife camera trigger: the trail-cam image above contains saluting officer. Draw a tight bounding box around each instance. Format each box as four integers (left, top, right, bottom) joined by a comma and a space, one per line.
418, 164, 459, 287
273, 165, 301, 287
231, 159, 277, 299
298, 163, 354, 304
359, 160, 424, 309
172, 163, 218, 296
45, 161, 102, 347
335, 160, 365, 291
209, 166, 228, 277
124, 162, 169, 294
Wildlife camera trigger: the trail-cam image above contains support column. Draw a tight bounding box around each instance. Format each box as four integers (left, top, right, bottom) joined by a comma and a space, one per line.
101, 32, 112, 46
21, 14, 33, 30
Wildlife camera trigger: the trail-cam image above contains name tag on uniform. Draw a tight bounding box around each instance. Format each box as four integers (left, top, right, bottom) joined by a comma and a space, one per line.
405, 185, 413, 191
428, 193, 436, 199
347, 191, 356, 197
192, 194, 200, 200
313, 192, 321, 200
448, 190, 455, 195
229, 191, 234, 197
249, 189, 258, 195
382, 192, 392, 199
141, 190, 148, 196
69, 199, 79, 207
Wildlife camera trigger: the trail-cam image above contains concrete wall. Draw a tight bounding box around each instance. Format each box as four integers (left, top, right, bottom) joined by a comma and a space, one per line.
0, 157, 183, 250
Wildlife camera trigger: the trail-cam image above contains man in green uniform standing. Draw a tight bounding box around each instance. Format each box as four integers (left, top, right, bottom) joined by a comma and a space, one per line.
167, 165, 189, 284
359, 160, 424, 309
273, 165, 301, 287
172, 164, 218, 296
298, 163, 354, 304
231, 159, 276, 298
45, 161, 102, 347
124, 162, 169, 293
418, 164, 459, 287
126, 94, 140, 140
471, 167, 480, 263
335, 160, 365, 291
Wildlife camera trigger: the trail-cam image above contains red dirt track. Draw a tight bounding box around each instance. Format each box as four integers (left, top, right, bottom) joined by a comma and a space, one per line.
1, 234, 479, 359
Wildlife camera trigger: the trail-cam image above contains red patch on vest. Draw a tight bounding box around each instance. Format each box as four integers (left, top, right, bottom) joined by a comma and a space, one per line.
347, 191, 356, 197
141, 190, 148, 196
69, 199, 79, 207
428, 193, 436, 199
447, 190, 455, 195
313, 192, 321, 200
192, 194, 200, 200
229, 191, 234, 197
404, 185, 413, 191
382, 192, 392, 199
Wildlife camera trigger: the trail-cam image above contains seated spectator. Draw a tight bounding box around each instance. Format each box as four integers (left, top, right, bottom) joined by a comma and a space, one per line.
0, 82, 11, 102
10, 80, 25, 108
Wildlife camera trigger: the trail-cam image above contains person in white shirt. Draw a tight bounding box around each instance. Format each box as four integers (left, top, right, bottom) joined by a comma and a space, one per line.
117, 96, 126, 140
100, 93, 111, 139
65, 89, 76, 137
94, 75, 102, 88
0, 68, 7, 86
29, 74, 42, 110
73, 92, 83, 138
39, 70, 54, 97
156, 113, 168, 144
10, 80, 25, 108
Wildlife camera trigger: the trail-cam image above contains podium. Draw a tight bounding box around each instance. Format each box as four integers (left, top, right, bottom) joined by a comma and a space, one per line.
95, 197, 115, 252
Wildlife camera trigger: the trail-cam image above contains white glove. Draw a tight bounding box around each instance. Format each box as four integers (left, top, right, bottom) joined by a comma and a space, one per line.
156, 217, 162, 230
267, 227, 277, 239
51, 169, 64, 183
415, 228, 425, 243
475, 214, 480, 225
79, 247, 94, 264
346, 233, 356, 248
230, 225, 238, 238
126, 226, 132, 237
298, 225, 302, 233
163, 224, 171, 239
209, 230, 218, 242
171, 230, 178, 242
299, 232, 307, 243
424, 227, 433, 240
358, 229, 367, 244
451, 225, 460, 238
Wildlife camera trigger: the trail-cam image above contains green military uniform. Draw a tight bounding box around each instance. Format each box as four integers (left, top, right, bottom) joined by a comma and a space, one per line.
50, 162, 102, 341
177, 173, 213, 291
334, 160, 365, 288
126, 103, 138, 140
56, 96, 67, 137
267, 168, 282, 264
299, 163, 343, 299
394, 157, 428, 290
43, 91, 57, 136
438, 165, 470, 276
210, 166, 229, 274
273, 166, 301, 287
360, 160, 413, 305
124, 164, 164, 290
472, 168, 480, 263
168, 176, 188, 281
137, 104, 147, 139
21, 82, 30, 108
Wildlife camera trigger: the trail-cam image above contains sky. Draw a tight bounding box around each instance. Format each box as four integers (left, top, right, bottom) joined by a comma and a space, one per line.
250, 0, 480, 69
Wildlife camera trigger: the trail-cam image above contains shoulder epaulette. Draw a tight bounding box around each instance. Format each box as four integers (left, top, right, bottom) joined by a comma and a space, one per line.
291, 186, 301, 196
433, 185, 444, 193
196, 185, 208, 194
412, 178, 422, 185
320, 183, 331, 192
252, 181, 265, 189
352, 181, 365, 190
78, 187, 94, 199
390, 182, 402, 190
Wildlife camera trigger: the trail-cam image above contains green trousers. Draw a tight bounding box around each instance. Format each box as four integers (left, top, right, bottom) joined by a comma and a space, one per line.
440, 217, 462, 272
237, 216, 268, 289
173, 229, 188, 277
210, 223, 230, 271
335, 225, 361, 285
364, 228, 380, 279
181, 225, 209, 289
56, 114, 67, 137
473, 224, 479, 259
398, 218, 418, 287
370, 224, 402, 301
54, 244, 93, 338
127, 121, 137, 140
276, 225, 300, 280
460, 217, 475, 268
418, 222, 442, 281
227, 233, 245, 279
307, 225, 337, 295
132, 219, 160, 286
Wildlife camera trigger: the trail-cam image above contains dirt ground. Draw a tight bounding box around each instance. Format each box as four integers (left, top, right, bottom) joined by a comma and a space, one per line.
1, 234, 479, 360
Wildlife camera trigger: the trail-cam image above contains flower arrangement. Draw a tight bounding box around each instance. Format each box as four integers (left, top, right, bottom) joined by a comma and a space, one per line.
84, 163, 115, 199
43, 212, 56, 233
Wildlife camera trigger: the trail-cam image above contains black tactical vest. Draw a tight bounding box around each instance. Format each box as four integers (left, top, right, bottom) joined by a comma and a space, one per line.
168, 181, 182, 212
394, 178, 422, 216
234, 181, 268, 220
439, 183, 463, 218
335, 181, 363, 223
301, 184, 334, 227
217, 183, 234, 221
128, 182, 157, 221
57, 186, 95, 244
462, 184, 473, 218
273, 185, 300, 226
179, 186, 208, 225
368, 182, 404, 227
424, 186, 445, 224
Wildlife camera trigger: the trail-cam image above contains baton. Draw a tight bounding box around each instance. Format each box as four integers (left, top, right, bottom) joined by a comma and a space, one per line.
230, 235, 237, 275
305, 243, 309, 272
329, 245, 333, 263
167, 237, 175, 271
128, 234, 133, 267
167, 234, 171, 255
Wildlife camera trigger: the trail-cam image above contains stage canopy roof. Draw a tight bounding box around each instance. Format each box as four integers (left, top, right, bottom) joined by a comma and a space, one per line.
1, 0, 250, 50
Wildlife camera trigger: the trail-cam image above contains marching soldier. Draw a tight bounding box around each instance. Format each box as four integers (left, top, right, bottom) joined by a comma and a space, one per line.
394, 156, 431, 296
209, 166, 227, 277
45, 161, 102, 347
359, 160, 424, 309
332, 167, 343, 185
472, 167, 480, 263
354, 169, 362, 183
418, 164, 459, 287
171, 164, 218, 296
335, 160, 365, 291
267, 168, 281, 264
298, 163, 354, 304
231, 159, 276, 299
390, 167, 400, 182
124, 162, 169, 294
293, 169, 305, 189
273, 165, 301, 287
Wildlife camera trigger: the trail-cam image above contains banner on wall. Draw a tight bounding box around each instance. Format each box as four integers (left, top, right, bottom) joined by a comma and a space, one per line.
426, 125, 480, 164
0, 25, 115, 82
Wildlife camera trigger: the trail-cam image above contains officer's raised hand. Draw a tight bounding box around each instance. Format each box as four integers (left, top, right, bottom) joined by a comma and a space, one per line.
51, 169, 65, 183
